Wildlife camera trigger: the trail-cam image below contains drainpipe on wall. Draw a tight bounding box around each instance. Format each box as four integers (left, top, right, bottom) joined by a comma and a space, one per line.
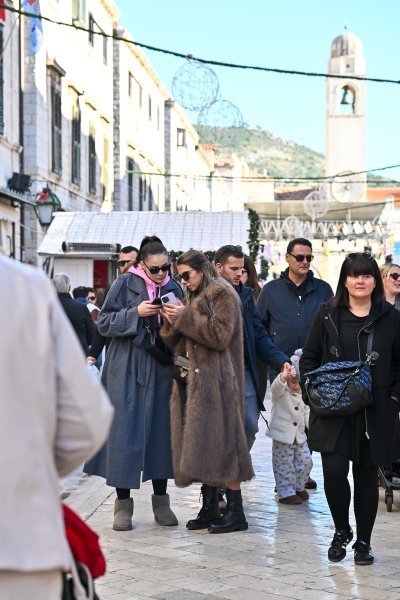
18, 0, 25, 261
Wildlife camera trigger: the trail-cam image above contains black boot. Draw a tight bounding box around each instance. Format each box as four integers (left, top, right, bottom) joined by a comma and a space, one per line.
208, 488, 248, 534
186, 485, 221, 530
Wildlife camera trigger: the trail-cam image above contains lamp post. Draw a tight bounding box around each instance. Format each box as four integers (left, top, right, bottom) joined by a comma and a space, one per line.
34, 187, 62, 227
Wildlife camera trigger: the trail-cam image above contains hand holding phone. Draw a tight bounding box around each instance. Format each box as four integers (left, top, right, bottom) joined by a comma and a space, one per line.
161, 292, 179, 306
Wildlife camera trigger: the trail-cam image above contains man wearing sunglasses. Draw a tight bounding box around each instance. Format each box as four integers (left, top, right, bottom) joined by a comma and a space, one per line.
215, 245, 290, 451
117, 245, 139, 274
257, 238, 333, 489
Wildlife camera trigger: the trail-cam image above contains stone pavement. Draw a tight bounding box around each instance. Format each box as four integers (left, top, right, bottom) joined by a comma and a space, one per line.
65, 418, 400, 600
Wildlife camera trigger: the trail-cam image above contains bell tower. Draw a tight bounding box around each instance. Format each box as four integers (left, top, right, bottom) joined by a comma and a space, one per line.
326, 30, 366, 199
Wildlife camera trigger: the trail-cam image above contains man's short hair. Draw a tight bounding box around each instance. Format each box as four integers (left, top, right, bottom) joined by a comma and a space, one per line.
120, 245, 138, 255
287, 238, 312, 254
214, 245, 244, 266
72, 286, 89, 299
53, 273, 71, 294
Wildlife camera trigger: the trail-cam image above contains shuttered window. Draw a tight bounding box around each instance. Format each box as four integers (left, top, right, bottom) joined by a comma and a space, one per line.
88, 122, 96, 194
51, 82, 62, 174
71, 94, 81, 184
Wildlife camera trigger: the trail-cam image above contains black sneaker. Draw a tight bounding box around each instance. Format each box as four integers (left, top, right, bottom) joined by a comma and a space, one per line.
353, 540, 374, 565
328, 527, 353, 562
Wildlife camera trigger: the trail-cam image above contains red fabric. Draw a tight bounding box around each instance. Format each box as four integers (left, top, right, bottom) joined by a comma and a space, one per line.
0, 8, 5, 22
62, 503, 106, 578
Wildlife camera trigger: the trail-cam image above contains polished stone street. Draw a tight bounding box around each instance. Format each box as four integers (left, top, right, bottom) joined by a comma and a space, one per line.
65, 407, 400, 600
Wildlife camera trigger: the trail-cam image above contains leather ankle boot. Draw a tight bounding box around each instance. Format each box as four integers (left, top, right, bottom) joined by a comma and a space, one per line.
186, 485, 221, 530
208, 488, 248, 534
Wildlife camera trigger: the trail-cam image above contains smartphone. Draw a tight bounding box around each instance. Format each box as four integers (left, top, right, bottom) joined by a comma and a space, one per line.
161, 292, 179, 306
151, 297, 162, 305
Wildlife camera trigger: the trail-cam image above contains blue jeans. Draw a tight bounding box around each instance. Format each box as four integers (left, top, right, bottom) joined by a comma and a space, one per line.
244, 368, 259, 451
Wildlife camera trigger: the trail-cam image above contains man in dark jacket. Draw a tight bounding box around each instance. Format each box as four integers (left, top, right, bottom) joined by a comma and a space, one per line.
257, 238, 333, 490
53, 273, 95, 355
215, 245, 290, 450
257, 238, 333, 375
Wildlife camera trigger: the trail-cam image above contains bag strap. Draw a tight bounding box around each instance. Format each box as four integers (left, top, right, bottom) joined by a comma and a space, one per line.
366, 326, 374, 359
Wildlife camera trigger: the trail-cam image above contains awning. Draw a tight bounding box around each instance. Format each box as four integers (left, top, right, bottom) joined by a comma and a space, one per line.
38, 210, 250, 257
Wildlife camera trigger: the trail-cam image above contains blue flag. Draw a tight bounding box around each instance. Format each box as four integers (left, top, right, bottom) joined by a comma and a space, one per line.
24, 0, 43, 54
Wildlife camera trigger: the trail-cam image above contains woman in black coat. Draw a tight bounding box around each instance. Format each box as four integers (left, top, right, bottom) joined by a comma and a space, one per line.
300, 252, 400, 566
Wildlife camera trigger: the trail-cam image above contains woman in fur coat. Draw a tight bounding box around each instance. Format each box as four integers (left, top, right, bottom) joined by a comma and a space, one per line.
161, 250, 254, 534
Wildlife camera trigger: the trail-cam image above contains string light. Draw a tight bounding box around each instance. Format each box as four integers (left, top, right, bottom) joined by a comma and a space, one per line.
1, 4, 400, 86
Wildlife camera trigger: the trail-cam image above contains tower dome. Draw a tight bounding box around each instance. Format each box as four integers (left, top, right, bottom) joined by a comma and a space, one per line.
330, 31, 363, 58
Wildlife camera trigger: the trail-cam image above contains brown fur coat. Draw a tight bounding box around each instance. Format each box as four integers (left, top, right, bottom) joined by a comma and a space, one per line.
161, 278, 254, 487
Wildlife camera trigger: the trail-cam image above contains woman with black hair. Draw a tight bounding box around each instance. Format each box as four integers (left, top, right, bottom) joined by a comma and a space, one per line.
84, 236, 184, 530
300, 252, 400, 565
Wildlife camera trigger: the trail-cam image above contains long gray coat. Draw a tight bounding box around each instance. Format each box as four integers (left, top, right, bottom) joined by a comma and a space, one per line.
161, 279, 254, 487
84, 273, 184, 489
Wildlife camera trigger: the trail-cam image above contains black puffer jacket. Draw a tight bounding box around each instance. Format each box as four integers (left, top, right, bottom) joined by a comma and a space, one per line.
300, 301, 400, 465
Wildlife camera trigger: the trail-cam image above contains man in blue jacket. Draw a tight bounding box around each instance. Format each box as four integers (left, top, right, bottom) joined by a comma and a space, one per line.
215, 245, 290, 450
256, 238, 333, 489
257, 238, 333, 377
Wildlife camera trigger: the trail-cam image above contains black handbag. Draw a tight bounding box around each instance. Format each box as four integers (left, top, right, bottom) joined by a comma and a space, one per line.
304, 328, 377, 417
145, 322, 173, 367
171, 354, 190, 383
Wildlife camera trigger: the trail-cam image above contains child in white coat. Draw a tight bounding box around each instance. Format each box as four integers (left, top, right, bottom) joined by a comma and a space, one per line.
267, 349, 312, 505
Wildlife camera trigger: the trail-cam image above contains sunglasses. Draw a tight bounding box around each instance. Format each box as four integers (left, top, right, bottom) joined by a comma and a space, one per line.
117, 259, 132, 267
143, 261, 171, 275
389, 273, 400, 281
178, 270, 194, 282
288, 253, 314, 263
88, 296, 96, 301
346, 252, 373, 260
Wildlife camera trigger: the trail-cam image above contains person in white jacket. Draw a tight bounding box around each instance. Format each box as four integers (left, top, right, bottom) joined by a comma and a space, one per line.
0, 257, 114, 600
267, 349, 312, 505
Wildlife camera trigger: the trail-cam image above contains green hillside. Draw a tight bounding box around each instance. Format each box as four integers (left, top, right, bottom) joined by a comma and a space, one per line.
199, 126, 398, 186
203, 126, 325, 179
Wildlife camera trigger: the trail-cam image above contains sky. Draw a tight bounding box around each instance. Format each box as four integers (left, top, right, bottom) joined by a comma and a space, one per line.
116, 0, 400, 182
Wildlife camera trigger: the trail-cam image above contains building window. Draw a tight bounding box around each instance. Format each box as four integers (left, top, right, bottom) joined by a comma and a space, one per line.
128, 72, 133, 97
148, 95, 152, 120
0, 24, 3, 136
72, 0, 86, 24
127, 157, 134, 210
51, 79, 62, 174
88, 122, 96, 194
177, 128, 186, 147
101, 27, 107, 64
139, 176, 146, 210
88, 13, 95, 45
102, 136, 109, 201
157, 106, 160, 130
71, 94, 81, 184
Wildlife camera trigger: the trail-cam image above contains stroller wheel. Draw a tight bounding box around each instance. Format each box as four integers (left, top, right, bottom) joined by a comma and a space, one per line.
385, 492, 393, 512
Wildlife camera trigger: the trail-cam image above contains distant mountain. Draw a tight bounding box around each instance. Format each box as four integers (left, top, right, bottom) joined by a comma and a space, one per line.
204, 126, 325, 179
200, 126, 398, 186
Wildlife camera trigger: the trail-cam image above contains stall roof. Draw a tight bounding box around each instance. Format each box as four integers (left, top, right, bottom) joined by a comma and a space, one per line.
38, 210, 250, 257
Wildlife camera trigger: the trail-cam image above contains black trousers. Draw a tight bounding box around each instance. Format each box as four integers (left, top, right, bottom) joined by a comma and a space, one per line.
116, 479, 168, 499
321, 452, 379, 544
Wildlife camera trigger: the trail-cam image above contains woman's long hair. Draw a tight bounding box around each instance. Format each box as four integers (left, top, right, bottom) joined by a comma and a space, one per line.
380, 262, 400, 280
177, 250, 219, 301
243, 256, 261, 301
135, 235, 168, 265
332, 253, 385, 308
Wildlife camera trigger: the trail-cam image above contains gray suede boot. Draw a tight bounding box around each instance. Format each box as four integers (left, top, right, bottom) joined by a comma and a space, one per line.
113, 498, 134, 531
152, 494, 178, 526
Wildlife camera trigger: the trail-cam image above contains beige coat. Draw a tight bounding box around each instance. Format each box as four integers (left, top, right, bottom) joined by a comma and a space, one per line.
0, 258, 114, 572
161, 279, 254, 486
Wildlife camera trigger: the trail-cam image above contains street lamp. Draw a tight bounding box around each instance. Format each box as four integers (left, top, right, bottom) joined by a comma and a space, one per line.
34, 186, 62, 227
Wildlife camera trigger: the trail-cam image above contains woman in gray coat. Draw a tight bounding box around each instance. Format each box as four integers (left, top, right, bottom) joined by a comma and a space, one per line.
84, 236, 184, 530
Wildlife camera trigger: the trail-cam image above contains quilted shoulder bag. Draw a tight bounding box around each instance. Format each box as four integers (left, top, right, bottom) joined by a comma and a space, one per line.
304, 328, 377, 417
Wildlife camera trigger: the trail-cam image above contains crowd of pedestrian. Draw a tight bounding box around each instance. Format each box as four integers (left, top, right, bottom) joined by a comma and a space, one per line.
3, 236, 400, 599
